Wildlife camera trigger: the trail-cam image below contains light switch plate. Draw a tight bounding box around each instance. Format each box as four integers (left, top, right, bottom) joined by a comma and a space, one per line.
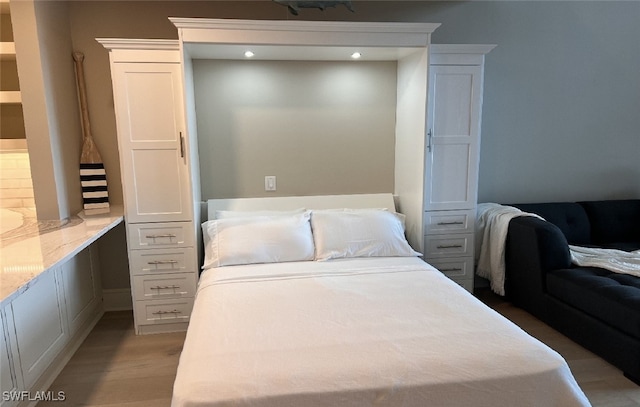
265, 176, 276, 191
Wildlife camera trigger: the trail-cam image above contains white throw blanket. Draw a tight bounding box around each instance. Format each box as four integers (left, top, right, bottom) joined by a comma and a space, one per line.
570, 246, 640, 278
476, 203, 640, 295
475, 203, 541, 295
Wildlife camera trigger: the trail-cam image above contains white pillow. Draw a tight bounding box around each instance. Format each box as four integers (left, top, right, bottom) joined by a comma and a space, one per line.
202, 212, 315, 269
215, 208, 306, 219
310, 209, 421, 261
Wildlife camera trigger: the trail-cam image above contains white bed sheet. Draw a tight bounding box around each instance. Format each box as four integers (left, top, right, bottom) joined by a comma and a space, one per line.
172, 257, 589, 407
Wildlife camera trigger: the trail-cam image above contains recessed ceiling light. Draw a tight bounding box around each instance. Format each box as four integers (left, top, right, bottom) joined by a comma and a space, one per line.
244, 51, 255, 58
351, 52, 362, 59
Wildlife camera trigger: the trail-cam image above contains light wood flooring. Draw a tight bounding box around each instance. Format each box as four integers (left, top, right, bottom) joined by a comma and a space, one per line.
42, 294, 639, 407
478, 289, 640, 407
40, 312, 186, 407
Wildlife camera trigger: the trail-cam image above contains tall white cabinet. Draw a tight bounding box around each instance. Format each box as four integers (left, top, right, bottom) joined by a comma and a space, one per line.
423, 45, 495, 292
99, 39, 200, 334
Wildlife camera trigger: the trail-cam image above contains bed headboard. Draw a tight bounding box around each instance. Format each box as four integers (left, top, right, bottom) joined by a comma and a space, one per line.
207, 193, 396, 221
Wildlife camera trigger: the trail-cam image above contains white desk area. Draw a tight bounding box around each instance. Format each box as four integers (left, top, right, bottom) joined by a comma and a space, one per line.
0, 206, 123, 407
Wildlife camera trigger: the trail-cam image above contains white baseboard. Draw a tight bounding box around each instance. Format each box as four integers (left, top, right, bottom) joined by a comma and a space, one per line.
102, 288, 132, 311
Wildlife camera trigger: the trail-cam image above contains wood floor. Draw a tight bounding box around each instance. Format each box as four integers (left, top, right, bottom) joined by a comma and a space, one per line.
42, 293, 639, 407
40, 312, 186, 407
478, 289, 640, 407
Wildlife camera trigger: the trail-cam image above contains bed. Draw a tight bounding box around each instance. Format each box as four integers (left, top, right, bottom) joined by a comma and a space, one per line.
171, 194, 590, 407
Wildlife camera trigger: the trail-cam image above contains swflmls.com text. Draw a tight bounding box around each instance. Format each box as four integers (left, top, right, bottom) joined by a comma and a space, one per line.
2, 391, 66, 402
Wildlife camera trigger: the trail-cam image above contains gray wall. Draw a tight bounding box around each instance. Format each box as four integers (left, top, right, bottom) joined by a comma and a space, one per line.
194, 59, 397, 199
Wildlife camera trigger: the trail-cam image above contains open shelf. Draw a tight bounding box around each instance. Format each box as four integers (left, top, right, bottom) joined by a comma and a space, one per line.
0, 91, 20, 104
0, 41, 15, 59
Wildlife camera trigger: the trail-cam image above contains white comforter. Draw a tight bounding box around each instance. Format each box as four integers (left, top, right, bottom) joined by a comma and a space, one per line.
172, 257, 589, 407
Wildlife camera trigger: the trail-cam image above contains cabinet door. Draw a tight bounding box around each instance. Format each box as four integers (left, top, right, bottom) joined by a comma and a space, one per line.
10, 270, 67, 388
425, 65, 482, 211
60, 247, 101, 335
112, 62, 192, 223
1, 308, 21, 407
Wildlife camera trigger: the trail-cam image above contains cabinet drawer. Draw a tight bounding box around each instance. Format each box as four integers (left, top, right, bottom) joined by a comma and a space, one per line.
134, 297, 194, 326
127, 222, 194, 249
424, 234, 473, 258
424, 209, 475, 235
133, 273, 197, 300
129, 247, 197, 275
427, 257, 474, 280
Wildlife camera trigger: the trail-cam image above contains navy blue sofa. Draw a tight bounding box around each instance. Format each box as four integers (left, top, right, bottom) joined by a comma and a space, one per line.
505, 199, 640, 383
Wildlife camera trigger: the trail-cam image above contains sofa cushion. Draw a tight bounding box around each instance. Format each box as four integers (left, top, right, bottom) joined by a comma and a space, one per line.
579, 200, 640, 245
546, 267, 640, 339
512, 203, 591, 245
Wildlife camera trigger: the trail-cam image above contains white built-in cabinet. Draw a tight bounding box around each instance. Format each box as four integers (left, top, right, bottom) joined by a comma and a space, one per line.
98, 23, 491, 314
0, 247, 102, 407
1, 307, 21, 407
423, 45, 495, 292
10, 271, 67, 389
111, 61, 191, 223
169, 17, 440, 257
98, 22, 439, 334
98, 40, 200, 335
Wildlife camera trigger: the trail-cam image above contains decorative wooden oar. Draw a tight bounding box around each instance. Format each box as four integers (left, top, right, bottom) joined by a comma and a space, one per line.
73, 52, 110, 215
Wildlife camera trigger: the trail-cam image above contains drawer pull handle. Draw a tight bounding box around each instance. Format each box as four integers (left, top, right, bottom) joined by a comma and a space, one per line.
440, 268, 463, 272
147, 260, 178, 265
152, 309, 181, 315
151, 285, 180, 290
437, 221, 464, 226
437, 244, 463, 249
145, 234, 177, 239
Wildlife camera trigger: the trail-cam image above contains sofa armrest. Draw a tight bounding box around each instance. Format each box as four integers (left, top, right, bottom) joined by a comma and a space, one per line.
505, 216, 572, 317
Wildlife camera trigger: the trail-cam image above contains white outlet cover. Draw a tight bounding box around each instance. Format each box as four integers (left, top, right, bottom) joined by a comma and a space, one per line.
265, 176, 277, 191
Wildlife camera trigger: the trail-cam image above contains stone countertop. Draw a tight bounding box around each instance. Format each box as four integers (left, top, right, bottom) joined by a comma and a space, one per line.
0, 206, 124, 306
